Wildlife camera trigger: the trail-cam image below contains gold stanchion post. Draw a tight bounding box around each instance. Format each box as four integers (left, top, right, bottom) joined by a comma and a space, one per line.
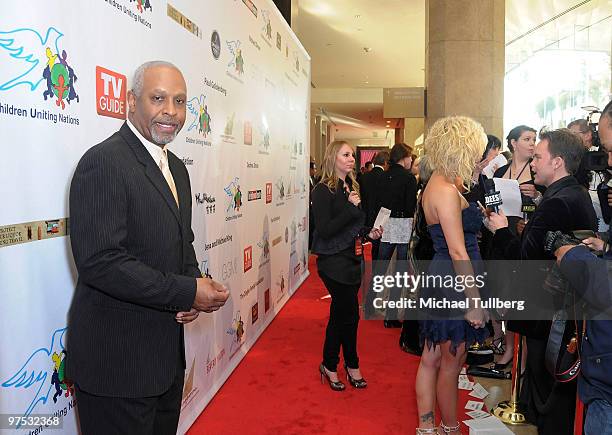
492, 332, 526, 424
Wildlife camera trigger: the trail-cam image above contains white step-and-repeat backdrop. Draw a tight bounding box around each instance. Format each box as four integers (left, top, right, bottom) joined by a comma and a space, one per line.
0, 1, 310, 433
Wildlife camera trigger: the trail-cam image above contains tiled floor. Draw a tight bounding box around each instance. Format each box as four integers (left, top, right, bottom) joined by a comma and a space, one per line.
477, 375, 537, 434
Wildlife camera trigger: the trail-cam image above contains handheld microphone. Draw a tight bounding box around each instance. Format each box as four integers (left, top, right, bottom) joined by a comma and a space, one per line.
521, 196, 536, 223
483, 178, 503, 213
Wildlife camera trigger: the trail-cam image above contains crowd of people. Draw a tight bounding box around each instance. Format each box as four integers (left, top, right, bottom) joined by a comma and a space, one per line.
309, 100, 612, 435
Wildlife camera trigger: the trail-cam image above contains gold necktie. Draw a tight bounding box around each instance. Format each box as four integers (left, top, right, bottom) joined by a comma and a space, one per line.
159, 149, 179, 207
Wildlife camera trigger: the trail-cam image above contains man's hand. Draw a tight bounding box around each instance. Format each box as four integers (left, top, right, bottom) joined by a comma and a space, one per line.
582, 236, 605, 252
484, 210, 509, 233
519, 184, 537, 198
176, 308, 200, 324
516, 219, 526, 236
193, 277, 230, 312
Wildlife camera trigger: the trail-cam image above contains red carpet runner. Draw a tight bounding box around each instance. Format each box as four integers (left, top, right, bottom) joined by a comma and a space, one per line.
188, 256, 477, 434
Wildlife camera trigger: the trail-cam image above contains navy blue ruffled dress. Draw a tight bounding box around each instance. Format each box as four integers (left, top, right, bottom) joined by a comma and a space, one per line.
418, 203, 489, 354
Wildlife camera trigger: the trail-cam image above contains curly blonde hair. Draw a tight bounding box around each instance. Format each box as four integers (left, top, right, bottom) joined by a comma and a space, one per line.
319, 140, 360, 194
424, 116, 486, 189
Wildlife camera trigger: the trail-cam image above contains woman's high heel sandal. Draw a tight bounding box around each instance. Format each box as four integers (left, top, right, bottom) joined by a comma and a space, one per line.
344, 364, 367, 388
415, 428, 439, 434
440, 421, 460, 434
319, 364, 345, 391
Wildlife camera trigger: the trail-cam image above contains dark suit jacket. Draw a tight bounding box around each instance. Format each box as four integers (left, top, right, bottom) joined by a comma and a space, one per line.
492, 175, 597, 337
360, 166, 386, 227
379, 163, 417, 219
66, 122, 201, 398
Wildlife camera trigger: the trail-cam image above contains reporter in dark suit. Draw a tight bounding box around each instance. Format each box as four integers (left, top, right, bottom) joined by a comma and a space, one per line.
360, 150, 389, 260
67, 61, 229, 435
486, 128, 597, 435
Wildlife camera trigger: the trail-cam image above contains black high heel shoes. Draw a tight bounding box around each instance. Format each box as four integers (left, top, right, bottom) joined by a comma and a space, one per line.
319, 364, 345, 391
344, 364, 367, 388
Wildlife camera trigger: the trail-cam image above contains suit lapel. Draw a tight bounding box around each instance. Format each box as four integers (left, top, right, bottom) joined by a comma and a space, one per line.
119, 123, 181, 225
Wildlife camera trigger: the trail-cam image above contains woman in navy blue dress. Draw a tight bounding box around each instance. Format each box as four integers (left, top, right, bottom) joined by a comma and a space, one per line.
415, 116, 489, 435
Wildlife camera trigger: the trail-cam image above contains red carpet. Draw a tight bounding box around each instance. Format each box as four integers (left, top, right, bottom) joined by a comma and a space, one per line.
188, 256, 479, 434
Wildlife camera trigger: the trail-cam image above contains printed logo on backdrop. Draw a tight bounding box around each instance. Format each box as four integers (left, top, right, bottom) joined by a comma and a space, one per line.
251, 302, 259, 324
167, 3, 201, 38
185, 94, 212, 146
204, 76, 227, 96
243, 245, 252, 272
275, 271, 287, 304
104, 0, 153, 29
181, 357, 200, 410
248, 189, 262, 201
1, 328, 76, 428
204, 234, 232, 252
0, 26, 80, 125
205, 347, 225, 376
276, 32, 282, 50
224, 177, 243, 221
258, 123, 271, 155
264, 289, 271, 313
211, 30, 221, 59
199, 258, 212, 279
226, 311, 246, 360
181, 156, 194, 166
129, 0, 153, 14
195, 192, 216, 215
242, 0, 258, 17
96, 66, 126, 119
257, 231, 270, 268
275, 178, 285, 206
220, 255, 239, 281
244, 121, 253, 145
246, 161, 259, 169
226, 40, 244, 83
221, 112, 236, 143
265, 182, 273, 204
260, 10, 272, 48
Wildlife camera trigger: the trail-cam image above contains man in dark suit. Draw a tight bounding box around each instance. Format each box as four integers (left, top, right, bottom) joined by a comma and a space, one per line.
359, 151, 389, 260
487, 128, 597, 434
67, 61, 229, 434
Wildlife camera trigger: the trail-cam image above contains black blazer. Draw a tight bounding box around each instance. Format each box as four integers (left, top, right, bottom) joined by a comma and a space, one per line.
379, 163, 417, 218
492, 176, 597, 337
360, 166, 386, 227
66, 122, 201, 397
311, 179, 365, 284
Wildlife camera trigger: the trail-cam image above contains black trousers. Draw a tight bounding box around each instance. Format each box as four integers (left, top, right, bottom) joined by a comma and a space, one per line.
521, 337, 576, 435
75, 368, 184, 435
320, 271, 360, 371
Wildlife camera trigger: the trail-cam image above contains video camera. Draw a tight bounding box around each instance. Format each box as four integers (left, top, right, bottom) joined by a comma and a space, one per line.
581, 105, 606, 171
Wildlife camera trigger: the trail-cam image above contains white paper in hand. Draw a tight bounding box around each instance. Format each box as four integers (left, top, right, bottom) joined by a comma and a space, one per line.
373, 207, 391, 231
493, 178, 522, 217
482, 154, 507, 179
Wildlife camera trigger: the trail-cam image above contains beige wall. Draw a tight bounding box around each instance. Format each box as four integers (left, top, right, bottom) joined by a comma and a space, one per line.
425, 0, 505, 138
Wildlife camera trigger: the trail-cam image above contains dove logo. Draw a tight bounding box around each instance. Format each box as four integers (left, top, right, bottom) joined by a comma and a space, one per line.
1, 328, 75, 427
184, 93, 212, 146
96, 66, 126, 119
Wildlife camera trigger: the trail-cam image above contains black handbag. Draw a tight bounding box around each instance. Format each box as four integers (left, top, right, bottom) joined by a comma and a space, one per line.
544, 273, 583, 383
